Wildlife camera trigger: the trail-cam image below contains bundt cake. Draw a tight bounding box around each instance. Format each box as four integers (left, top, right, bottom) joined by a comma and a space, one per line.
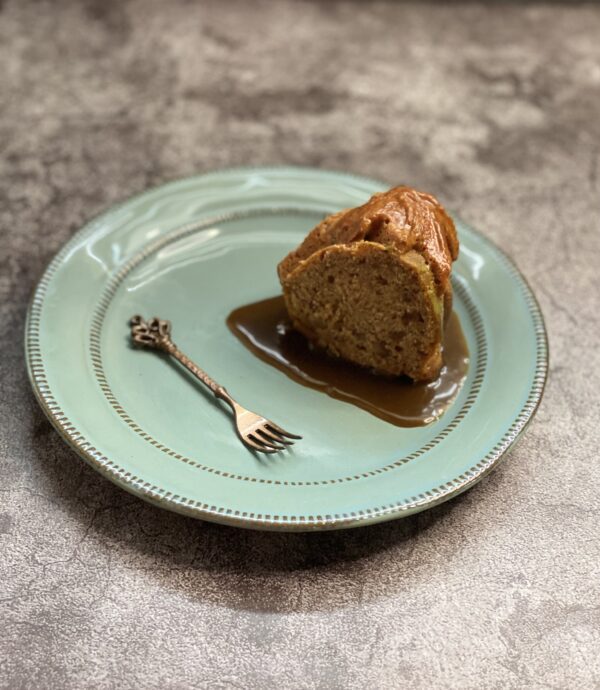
277, 186, 459, 382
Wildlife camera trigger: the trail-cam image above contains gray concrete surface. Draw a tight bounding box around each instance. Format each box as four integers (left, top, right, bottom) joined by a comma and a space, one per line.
1, 1, 599, 688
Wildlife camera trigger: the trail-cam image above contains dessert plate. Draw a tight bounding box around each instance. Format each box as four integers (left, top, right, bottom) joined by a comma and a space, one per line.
25, 167, 548, 530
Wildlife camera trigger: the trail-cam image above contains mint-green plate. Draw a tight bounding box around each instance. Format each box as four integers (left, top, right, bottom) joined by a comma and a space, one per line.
25, 167, 548, 531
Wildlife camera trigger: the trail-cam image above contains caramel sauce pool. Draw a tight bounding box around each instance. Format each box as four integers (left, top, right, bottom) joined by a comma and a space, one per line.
227, 296, 469, 427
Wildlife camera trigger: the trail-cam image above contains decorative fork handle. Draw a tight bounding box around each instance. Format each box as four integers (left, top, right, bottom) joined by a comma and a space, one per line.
129, 315, 234, 408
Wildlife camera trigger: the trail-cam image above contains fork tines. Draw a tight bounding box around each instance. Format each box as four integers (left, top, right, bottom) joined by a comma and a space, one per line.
244, 422, 301, 454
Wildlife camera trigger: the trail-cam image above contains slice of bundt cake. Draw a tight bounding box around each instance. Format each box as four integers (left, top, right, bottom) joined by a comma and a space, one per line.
277, 186, 459, 381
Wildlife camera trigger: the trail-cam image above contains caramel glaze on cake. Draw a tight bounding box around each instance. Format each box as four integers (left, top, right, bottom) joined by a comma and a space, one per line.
277, 187, 459, 382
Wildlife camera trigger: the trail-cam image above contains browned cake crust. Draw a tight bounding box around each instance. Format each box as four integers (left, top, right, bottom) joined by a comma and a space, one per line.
278, 186, 459, 381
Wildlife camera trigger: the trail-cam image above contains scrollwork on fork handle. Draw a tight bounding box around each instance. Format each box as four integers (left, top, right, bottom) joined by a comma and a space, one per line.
129, 315, 234, 407
130, 315, 172, 349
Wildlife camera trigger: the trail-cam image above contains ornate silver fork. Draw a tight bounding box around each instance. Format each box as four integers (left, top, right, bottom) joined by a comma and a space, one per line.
129, 315, 301, 453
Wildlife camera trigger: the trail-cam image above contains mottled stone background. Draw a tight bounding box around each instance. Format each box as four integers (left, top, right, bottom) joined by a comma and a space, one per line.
1, 0, 599, 688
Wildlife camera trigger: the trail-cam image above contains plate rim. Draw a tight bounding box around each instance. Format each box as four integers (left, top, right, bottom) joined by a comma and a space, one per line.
24, 166, 549, 531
